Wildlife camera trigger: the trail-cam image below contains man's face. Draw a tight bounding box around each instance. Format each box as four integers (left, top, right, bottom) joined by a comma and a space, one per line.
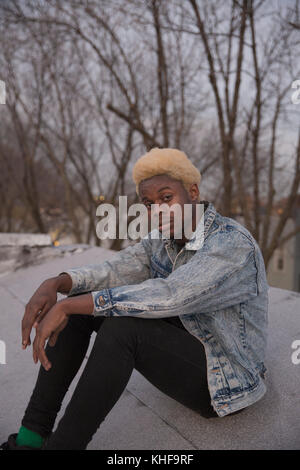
138, 174, 199, 240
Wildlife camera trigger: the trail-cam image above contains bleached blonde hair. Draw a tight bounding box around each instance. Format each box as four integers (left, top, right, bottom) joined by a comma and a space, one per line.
132, 148, 201, 202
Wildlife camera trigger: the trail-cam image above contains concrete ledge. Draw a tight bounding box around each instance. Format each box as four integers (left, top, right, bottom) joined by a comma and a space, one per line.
0, 246, 299, 449
0, 241, 91, 277
0, 233, 52, 246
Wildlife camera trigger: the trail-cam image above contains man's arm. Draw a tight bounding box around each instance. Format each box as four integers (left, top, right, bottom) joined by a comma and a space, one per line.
30, 230, 260, 370
54, 273, 73, 294
59, 240, 151, 296
21, 274, 72, 348
89, 230, 259, 318
21, 240, 151, 348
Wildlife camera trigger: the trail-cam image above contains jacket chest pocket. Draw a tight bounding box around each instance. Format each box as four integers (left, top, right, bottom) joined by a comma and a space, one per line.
150, 257, 171, 279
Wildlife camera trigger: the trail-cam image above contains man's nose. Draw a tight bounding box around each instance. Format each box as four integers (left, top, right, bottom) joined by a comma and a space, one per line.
152, 202, 169, 216
152, 202, 161, 217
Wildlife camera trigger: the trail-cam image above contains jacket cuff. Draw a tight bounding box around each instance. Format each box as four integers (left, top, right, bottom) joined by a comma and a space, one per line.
58, 270, 84, 296
91, 289, 113, 315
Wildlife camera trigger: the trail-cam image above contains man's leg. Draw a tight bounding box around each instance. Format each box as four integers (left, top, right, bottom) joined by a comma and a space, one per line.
21, 314, 104, 439
136, 316, 217, 418
44, 316, 217, 450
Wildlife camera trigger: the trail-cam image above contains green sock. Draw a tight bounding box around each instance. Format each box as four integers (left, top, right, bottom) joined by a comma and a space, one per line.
16, 425, 44, 448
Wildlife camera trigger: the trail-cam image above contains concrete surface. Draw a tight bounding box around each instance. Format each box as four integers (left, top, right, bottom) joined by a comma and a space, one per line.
0, 242, 90, 277
0, 245, 299, 450
0, 233, 52, 246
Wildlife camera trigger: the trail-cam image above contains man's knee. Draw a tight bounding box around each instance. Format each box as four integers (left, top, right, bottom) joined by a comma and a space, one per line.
99, 316, 139, 335
67, 314, 95, 336
95, 316, 140, 351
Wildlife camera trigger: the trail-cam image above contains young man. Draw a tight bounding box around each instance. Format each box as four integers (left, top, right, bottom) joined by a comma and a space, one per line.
1, 148, 269, 450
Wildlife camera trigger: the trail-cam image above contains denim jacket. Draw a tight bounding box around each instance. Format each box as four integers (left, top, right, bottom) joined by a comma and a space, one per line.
63, 201, 269, 417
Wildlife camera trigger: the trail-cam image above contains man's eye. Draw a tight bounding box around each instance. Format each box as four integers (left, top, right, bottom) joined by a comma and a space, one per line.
144, 196, 172, 208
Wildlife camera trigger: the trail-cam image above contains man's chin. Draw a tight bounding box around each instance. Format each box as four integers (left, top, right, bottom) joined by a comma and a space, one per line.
159, 231, 171, 238
158, 222, 185, 240
159, 227, 175, 239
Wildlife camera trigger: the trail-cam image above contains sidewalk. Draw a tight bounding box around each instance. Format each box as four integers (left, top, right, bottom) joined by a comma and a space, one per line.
0, 246, 299, 450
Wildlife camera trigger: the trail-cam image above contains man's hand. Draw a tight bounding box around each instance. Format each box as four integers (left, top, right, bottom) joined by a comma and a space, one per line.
32, 293, 94, 371
32, 301, 69, 371
21, 274, 72, 350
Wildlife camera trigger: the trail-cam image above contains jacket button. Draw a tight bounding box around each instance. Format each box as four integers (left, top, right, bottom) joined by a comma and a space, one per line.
98, 295, 105, 306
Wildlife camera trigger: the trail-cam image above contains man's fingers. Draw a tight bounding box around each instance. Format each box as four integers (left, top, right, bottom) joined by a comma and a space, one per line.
48, 331, 59, 347
32, 344, 38, 364
22, 308, 40, 348
22, 300, 48, 349
33, 329, 51, 371
48, 318, 68, 347
32, 335, 38, 363
32, 302, 51, 329
22, 315, 36, 349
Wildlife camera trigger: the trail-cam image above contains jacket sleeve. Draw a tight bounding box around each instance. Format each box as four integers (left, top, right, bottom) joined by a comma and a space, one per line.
91, 230, 259, 318
60, 240, 151, 296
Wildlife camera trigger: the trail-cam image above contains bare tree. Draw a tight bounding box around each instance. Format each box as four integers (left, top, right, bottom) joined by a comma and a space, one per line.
1, 0, 299, 265
185, 0, 300, 266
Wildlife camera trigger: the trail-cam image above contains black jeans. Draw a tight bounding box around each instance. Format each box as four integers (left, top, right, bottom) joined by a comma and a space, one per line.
21, 314, 218, 450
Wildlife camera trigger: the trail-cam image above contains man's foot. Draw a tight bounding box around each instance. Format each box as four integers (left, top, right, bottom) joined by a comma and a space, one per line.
1, 433, 42, 450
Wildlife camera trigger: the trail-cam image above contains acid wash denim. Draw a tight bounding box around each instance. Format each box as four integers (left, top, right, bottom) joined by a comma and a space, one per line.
62, 201, 269, 417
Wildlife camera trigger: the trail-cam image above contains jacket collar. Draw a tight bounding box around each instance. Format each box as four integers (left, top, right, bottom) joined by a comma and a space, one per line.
163, 200, 216, 251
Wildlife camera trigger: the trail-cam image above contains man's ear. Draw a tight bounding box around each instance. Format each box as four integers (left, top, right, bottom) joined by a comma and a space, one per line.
189, 183, 200, 202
